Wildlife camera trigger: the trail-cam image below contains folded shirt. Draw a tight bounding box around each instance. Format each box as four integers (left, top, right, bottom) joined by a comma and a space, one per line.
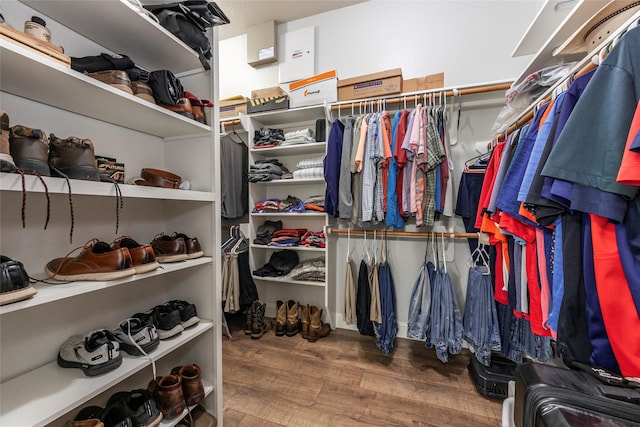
280, 136, 316, 146
293, 167, 324, 180
297, 156, 324, 169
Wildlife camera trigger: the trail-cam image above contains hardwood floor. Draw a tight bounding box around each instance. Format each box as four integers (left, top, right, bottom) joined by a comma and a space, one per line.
222, 317, 503, 427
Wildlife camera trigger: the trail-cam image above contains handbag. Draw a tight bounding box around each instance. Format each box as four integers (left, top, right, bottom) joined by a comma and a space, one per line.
148, 70, 184, 105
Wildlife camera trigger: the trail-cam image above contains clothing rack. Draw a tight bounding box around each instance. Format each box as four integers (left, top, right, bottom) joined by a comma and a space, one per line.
495, 10, 640, 142
327, 227, 478, 239
329, 81, 512, 112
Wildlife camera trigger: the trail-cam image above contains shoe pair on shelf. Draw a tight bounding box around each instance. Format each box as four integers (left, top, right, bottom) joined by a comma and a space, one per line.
271, 300, 330, 342
68, 388, 162, 427
133, 300, 200, 340
0, 255, 37, 306
150, 232, 203, 263
158, 92, 212, 124
57, 317, 159, 377
85, 70, 155, 104
45, 237, 160, 281
148, 364, 205, 420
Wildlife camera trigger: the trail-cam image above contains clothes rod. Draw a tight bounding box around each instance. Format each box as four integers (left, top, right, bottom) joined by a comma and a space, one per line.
327, 227, 478, 239
329, 82, 511, 112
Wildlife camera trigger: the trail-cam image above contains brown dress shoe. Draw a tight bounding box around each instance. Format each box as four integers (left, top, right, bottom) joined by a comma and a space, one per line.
285, 300, 299, 337
132, 80, 155, 103
86, 70, 133, 95
45, 239, 136, 281
275, 300, 286, 336
150, 234, 188, 263
171, 232, 204, 259
300, 303, 311, 339
112, 236, 160, 274
308, 305, 331, 343
159, 98, 194, 120
148, 374, 187, 420
48, 133, 100, 181
171, 364, 205, 406
9, 125, 50, 176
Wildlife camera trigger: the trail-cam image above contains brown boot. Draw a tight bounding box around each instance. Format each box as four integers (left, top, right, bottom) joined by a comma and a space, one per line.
300, 304, 310, 339
148, 374, 187, 419
275, 300, 286, 336
285, 300, 299, 337
0, 110, 16, 172
48, 133, 100, 181
9, 125, 50, 175
308, 306, 331, 343
244, 300, 258, 335
250, 301, 266, 339
171, 363, 205, 406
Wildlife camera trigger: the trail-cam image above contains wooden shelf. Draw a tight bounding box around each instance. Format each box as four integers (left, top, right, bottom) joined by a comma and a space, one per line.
0, 40, 210, 138
22, 0, 204, 74
251, 275, 326, 287
0, 173, 215, 202
0, 321, 213, 427
250, 142, 327, 156
0, 257, 213, 315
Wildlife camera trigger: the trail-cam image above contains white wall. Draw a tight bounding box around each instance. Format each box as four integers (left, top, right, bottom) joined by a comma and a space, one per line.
219, 0, 544, 98
218, 1, 545, 343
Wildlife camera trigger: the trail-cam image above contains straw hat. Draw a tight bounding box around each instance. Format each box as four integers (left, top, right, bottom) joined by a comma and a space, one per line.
554, 0, 640, 56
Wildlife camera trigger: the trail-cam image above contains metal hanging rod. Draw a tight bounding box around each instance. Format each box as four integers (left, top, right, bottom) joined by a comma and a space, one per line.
327, 227, 478, 239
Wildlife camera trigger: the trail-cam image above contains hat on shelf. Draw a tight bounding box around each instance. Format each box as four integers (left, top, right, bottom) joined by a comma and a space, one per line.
554, 0, 640, 56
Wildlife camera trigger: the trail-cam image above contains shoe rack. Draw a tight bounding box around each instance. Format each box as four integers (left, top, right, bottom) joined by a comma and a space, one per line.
0, 1, 222, 426
245, 105, 331, 320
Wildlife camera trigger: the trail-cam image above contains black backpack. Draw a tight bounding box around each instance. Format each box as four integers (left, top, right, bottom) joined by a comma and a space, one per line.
148, 70, 184, 105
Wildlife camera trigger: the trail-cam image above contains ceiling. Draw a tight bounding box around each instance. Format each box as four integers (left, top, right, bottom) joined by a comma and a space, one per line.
216, 0, 367, 40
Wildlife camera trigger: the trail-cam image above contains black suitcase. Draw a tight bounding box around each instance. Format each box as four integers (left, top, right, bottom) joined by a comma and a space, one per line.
514, 362, 640, 427
467, 353, 517, 400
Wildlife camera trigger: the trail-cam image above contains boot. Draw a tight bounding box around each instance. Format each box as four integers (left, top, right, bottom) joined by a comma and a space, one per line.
0, 110, 16, 172
147, 374, 187, 420
244, 300, 258, 335
9, 125, 50, 175
308, 306, 331, 343
300, 304, 310, 339
171, 364, 205, 406
250, 301, 266, 339
285, 300, 299, 337
275, 300, 286, 336
48, 133, 100, 181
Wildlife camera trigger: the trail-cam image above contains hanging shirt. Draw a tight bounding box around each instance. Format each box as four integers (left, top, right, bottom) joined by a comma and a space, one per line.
402, 110, 417, 216
324, 119, 344, 217
350, 116, 365, 226
361, 113, 380, 222
395, 110, 410, 218
386, 111, 404, 228
338, 115, 356, 219
380, 111, 393, 213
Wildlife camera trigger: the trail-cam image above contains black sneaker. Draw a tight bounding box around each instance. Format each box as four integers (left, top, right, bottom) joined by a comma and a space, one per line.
0, 255, 36, 306
164, 300, 199, 329
134, 305, 183, 340
57, 330, 122, 376
106, 389, 163, 427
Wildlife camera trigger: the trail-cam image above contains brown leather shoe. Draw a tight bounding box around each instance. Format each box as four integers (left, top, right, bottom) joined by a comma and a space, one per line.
48, 133, 100, 181
184, 91, 213, 125
111, 236, 160, 274
275, 300, 286, 336
150, 233, 188, 263
9, 125, 50, 175
171, 232, 203, 259
308, 305, 331, 342
171, 364, 205, 406
132, 80, 155, 103
285, 300, 299, 337
0, 110, 16, 172
159, 98, 194, 120
148, 374, 187, 420
300, 303, 310, 339
45, 238, 136, 281
86, 70, 133, 95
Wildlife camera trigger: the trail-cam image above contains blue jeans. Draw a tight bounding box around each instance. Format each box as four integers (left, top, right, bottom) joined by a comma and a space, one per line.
426, 267, 463, 363
463, 267, 501, 366
375, 262, 398, 356
407, 262, 431, 340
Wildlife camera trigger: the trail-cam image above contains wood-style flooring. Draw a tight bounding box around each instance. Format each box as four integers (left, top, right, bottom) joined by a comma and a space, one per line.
222, 317, 503, 427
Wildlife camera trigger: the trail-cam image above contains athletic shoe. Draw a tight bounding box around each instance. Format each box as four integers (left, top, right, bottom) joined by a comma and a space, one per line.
164, 300, 199, 329
0, 255, 37, 306
57, 329, 121, 376
74, 405, 131, 427
133, 305, 183, 340
106, 389, 163, 427
112, 317, 159, 356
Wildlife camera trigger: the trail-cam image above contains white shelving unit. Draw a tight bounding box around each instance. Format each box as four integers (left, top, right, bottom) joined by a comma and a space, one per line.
245, 105, 330, 318
0, 1, 222, 425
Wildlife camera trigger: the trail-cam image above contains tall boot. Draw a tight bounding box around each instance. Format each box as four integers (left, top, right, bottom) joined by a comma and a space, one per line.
308, 305, 331, 343
300, 304, 310, 339
275, 300, 286, 336
244, 300, 257, 335
250, 301, 266, 339
285, 300, 299, 337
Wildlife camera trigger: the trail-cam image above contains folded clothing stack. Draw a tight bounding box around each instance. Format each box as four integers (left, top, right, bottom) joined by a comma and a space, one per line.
252, 199, 281, 213
253, 220, 282, 245
289, 257, 325, 282
252, 195, 306, 213
293, 155, 324, 180
303, 195, 325, 211
280, 128, 316, 147
248, 159, 289, 182
269, 228, 307, 247
300, 231, 325, 248
253, 128, 285, 149
253, 250, 299, 277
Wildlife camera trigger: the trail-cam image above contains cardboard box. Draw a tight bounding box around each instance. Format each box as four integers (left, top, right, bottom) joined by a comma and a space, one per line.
247, 95, 289, 114
220, 96, 248, 119
403, 72, 445, 93
251, 86, 286, 99
288, 70, 338, 108
95, 156, 125, 184
337, 68, 402, 101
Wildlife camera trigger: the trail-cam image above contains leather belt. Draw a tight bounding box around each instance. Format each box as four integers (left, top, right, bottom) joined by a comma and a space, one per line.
136, 168, 182, 189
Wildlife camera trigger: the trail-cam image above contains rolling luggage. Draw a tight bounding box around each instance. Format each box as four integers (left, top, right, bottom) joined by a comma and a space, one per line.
467, 354, 517, 400
514, 361, 640, 427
